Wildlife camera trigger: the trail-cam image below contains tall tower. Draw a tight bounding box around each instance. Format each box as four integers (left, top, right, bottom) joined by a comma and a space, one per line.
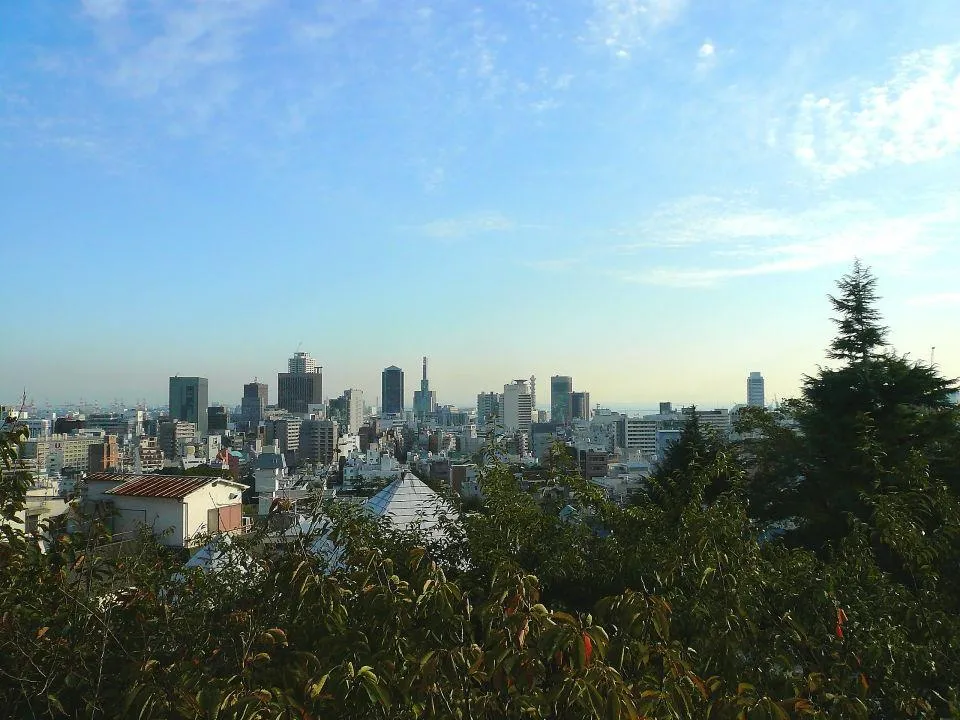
414, 356, 437, 419
747, 371, 765, 407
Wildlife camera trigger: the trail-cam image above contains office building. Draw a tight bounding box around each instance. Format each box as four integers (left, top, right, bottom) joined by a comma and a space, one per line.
502, 379, 533, 436
747, 371, 765, 407
550, 375, 573, 424
618, 417, 658, 457
413, 356, 437, 419
265, 416, 301, 453
300, 419, 339, 465
158, 420, 198, 460
169, 376, 209, 437
571, 391, 591, 421
382, 366, 404, 415
241, 382, 269, 424
278, 353, 323, 415
476, 392, 502, 429
682, 407, 733, 436
23, 433, 106, 473
208, 405, 229, 433
88, 435, 120, 473
343, 388, 364, 434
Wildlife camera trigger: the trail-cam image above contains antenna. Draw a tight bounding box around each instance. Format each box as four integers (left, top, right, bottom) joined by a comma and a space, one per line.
931, 346, 936, 366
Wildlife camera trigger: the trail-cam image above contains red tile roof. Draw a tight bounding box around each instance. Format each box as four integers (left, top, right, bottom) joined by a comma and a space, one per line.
86, 472, 232, 499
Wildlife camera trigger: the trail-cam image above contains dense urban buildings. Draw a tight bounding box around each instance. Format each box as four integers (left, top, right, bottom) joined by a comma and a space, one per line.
747, 371, 765, 407
476, 391, 501, 428
550, 375, 573, 424
382, 365, 404, 414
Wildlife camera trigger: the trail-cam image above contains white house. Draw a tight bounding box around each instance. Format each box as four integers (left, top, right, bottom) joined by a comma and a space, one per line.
85, 472, 247, 547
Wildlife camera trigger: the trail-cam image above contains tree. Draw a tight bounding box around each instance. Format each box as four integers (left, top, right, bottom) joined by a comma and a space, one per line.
826, 259, 887, 363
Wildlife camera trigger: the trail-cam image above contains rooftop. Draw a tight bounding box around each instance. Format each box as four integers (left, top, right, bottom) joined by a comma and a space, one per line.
87, 472, 241, 499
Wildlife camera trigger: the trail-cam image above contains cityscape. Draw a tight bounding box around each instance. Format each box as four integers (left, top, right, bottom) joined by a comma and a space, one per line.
3, 0, 960, 715
2, 350, 773, 536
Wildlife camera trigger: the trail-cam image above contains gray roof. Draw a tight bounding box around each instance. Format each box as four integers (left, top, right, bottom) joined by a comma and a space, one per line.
363, 472, 456, 533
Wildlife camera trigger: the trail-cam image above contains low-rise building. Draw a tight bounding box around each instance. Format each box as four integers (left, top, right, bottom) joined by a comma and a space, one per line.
84, 472, 247, 547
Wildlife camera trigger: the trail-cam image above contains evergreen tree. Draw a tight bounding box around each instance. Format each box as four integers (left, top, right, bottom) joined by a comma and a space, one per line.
826, 259, 887, 363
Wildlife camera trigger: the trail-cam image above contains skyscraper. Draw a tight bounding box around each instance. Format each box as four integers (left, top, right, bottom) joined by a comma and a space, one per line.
241, 381, 268, 424
571, 391, 591, 421
550, 375, 573, 424
382, 366, 404, 414
279, 352, 323, 415
502, 379, 533, 436
747, 371, 765, 407
413, 356, 437, 419
169, 376, 208, 437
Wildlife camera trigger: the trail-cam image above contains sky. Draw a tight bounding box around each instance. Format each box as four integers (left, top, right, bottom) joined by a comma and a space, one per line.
2, 0, 959, 411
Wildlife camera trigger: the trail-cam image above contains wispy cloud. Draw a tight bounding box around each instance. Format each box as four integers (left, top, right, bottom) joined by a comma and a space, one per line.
588, 0, 688, 58
416, 212, 515, 239
604, 194, 959, 287
907, 292, 960, 307
81, 0, 125, 22
792, 42, 960, 180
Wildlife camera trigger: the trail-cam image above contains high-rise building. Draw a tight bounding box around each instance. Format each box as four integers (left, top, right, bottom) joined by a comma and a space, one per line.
382, 366, 404, 415
747, 371, 765, 407
300, 419, 339, 465
476, 392, 502, 429
413, 356, 437, 419
279, 354, 323, 415
241, 382, 268, 424
265, 416, 301, 453
208, 405, 229, 433
571, 391, 591, 421
550, 375, 573, 424
343, 388, 364, 434
502, 380, 533, 436
288, 351, 319, 374
169, 376, 209, 437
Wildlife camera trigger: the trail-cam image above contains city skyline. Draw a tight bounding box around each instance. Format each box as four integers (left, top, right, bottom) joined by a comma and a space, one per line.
2, 1, 958, 406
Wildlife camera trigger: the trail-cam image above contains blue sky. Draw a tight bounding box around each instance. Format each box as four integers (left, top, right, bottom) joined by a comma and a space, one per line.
2, 0, 959, 410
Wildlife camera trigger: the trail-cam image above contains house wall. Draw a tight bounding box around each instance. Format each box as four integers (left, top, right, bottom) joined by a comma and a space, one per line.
184, 481, 243, 542
107, 496, 187, 546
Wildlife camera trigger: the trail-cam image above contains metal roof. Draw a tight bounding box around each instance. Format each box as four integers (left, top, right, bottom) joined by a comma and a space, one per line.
87, 472, 241, 499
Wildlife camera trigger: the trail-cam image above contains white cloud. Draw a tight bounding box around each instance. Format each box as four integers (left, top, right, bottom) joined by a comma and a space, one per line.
417, 212, 515, 239
792, 43, 960, 180
607, 194, 959, 287
590, 0, 688, 56
698, 41, 715, 58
